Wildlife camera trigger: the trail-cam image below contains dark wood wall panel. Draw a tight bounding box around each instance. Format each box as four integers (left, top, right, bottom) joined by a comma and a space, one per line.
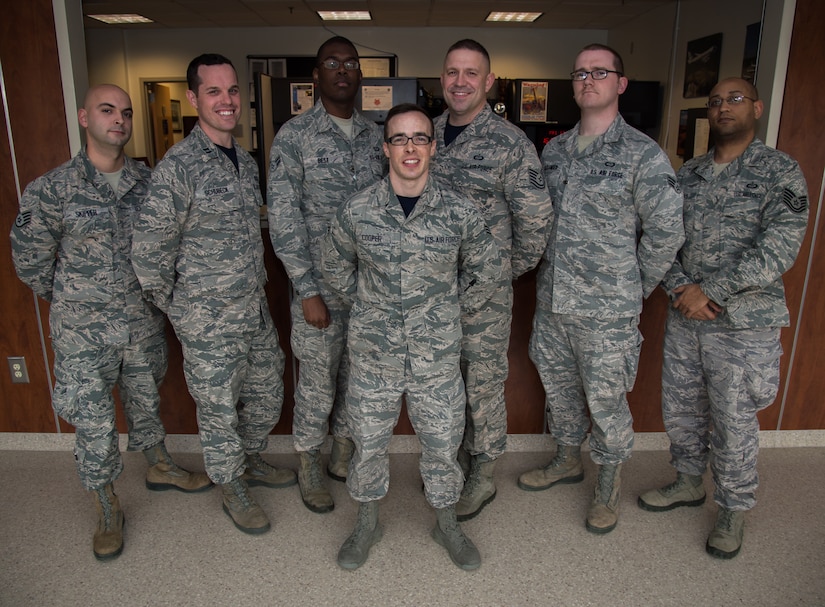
0, 0, 69, 432
773, 0, 825, 430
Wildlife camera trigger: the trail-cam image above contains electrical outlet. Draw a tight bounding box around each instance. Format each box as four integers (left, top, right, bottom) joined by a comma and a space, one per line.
8, 357, 30, 383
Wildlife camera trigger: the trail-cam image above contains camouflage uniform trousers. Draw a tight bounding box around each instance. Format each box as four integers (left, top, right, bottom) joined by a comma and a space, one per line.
51, 330, 168, 491
290, 289, 350, 453
346, 341, 465, 509
662, 309, 781, 510
178, 313, 285, 485
460, 280, 513, 460
529, 301, 641, 465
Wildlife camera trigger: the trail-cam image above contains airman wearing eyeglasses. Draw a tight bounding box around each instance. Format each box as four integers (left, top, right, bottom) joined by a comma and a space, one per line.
267, 36, 386, 515
518, 44, 685, 536
638, 77, 809, 560
321, 103, 503, 571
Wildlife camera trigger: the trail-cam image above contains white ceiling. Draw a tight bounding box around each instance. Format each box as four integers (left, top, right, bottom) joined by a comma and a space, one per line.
81, 0, 680, 30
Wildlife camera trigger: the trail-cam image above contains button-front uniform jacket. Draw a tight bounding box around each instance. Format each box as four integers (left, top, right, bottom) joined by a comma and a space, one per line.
432, 103, 552, 280
539, 114, 685, 320
267, 101, 386, 300
664, 138, 809, 329
131, 123, 269, 337
11, 150, 163, 346
320, 176, 504, 371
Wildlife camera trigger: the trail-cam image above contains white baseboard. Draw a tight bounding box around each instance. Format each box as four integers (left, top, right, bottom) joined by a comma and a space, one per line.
1, 430, 823, 453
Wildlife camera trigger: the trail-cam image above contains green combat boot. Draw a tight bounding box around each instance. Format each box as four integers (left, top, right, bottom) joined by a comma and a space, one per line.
456, 457, 497, 521
220, 478, 270, 535
432, 506, 481, 571
241, 452, 297, 488
638, 472, 705, 512
337, 501, 382, 570
327, 437, 354, 482
144, 443, 212, 493
706, 507, 745, 559
586, 463, 622, 534
518, 444, 584, 491
298, 450, 334, 513
92, 484, 124, 561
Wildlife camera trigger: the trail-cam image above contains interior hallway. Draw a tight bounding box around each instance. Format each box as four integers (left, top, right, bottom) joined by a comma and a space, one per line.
1, 435, 823, 607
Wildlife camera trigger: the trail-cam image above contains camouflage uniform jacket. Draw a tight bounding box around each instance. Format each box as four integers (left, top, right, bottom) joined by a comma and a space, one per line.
131, 123, 268, 336
11, 150, 163, 346
432, 103, 552, 279
321, 176, 503, 369
539, 114, 685, 319
267, 101, 385, 299
664, 138, 809, 329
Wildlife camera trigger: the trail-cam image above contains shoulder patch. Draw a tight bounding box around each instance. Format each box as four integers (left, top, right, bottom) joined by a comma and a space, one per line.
529, 168, 546, 190
782, 188, 808, 214
14, 211, 31, 228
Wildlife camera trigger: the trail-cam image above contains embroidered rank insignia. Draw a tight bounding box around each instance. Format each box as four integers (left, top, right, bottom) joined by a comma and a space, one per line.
667, 175, 681, 194
529, 168, 546, 189
782, 189, 808, 214
14, 211, 31, 228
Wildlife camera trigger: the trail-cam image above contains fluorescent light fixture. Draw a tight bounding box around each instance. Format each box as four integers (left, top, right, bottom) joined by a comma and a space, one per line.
486, 12, 542, 23
317, 10, 372, 21
88, 14, 154, 24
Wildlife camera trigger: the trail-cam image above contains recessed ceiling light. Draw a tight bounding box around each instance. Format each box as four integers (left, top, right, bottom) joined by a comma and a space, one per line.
317, 11, 371, 21
486, 12, 542, 23
88, 14, 154, 24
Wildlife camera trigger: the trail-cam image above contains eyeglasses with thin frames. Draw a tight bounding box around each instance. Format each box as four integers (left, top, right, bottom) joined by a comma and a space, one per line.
385, 134, 433, 146
320, 59, 360, 71
570, 69, 623, 81
706, 94, 757, 108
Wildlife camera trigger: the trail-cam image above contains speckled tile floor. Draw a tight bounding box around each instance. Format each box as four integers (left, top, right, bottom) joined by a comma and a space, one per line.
1, 445, 823, 607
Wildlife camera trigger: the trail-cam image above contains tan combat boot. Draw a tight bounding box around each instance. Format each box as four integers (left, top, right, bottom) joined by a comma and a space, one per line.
337, 501, 382, 570
518, 444, 584, 491
456, 457, 497, 521
144, 443, 212, 493
220, 478, 270, 534
241, 452, 297, 488
327, 436, 354, 482
92, 484, 124, 561
638, 472, 705, 512
432, 505, 481, 571
298, 450, 334, 513
586, 463, 622, 534
706, 507, 745, 559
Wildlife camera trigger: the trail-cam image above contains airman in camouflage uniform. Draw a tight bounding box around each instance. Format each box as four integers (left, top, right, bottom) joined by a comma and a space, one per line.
518, 45, 684, 535
638, 78, 809, 560
132, 55, 295, 536
323, 104, 503, 571
267, 37, 385, 513
431, 39, 553, 522
10, 84, 211, 561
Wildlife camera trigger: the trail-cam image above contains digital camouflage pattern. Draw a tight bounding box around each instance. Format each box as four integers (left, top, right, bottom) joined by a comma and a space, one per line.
321, 176, 503, 507
661, 138, 809, 510
538, 114, 684, 318
432, 103, 552, 460
11, 151, 167, 489
267, 102, 385, 452
132, 123, 285, 484
533, 114, 684, 463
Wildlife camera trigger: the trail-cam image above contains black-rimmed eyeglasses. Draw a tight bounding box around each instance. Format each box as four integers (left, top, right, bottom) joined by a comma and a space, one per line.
385, 134, 433, 146
706, 94, 757, 108
320, 59, 360, 70
570, 69, 623, 81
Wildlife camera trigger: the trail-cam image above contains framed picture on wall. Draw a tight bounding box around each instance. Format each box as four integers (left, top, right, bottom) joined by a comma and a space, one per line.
170, 99, 182, 132
519, 81, 548, 123
683, 33, 722, 98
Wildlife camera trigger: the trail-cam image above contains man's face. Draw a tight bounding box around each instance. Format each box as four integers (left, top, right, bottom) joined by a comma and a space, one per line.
571, 49, 627, 112
186, 63, 241, 140
441, 48, 495, 125
706, 78, 763, 140
313, 41, 361, 108
383, 111, 436, 186
78, 85, 133, 150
